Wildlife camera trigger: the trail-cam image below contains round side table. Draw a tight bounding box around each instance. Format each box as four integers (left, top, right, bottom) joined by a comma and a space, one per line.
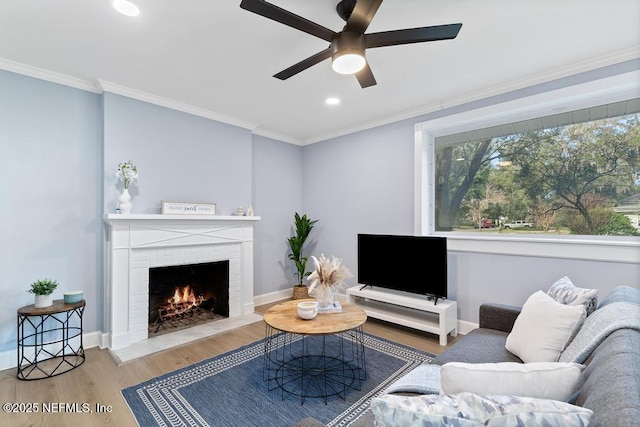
17, 299, 86, 380
263, 299, 368, 404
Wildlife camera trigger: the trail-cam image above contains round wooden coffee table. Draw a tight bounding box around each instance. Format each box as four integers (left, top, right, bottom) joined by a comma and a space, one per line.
263, 299, 368, 404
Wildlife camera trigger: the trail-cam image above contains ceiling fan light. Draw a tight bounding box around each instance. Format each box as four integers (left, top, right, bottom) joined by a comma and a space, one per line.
113, 0, 140, 17
332, 52, 366, 75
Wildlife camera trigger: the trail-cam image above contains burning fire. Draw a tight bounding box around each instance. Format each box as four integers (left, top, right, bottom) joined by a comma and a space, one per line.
160, 285, 206, 319
153, 284, 216, 333
169, 285, 199, 306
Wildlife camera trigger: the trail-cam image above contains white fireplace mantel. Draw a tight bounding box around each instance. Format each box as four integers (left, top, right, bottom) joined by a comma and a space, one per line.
103, 214, 260, 350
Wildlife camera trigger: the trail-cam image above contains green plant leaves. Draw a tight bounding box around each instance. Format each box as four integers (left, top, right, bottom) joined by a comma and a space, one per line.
28, 278, 59, 295
287, 212, 318, 285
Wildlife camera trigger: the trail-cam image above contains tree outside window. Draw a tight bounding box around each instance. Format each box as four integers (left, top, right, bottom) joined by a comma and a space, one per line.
435, 108, 640, 236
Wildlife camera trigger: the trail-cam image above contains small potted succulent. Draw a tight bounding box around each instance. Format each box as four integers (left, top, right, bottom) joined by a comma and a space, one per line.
28, 278, 58, 308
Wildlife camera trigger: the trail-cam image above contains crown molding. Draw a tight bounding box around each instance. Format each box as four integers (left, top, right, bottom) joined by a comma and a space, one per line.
0, 57, 101, 93
95, 79, 258, 132
97, 79, 302, 144
251, 128, 302, 146
3, 46, 639, 147
301, 47, 640, 145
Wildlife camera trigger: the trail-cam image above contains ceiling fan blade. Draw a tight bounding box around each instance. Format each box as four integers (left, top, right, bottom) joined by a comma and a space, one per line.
273, 48, 333, 80
344, 0, 383, 34
240, 0, 336, 42
355, 62, 377, 88
366, 23, 462, 48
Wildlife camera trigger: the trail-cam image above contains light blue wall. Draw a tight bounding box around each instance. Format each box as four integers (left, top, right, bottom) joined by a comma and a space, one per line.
302, 120, 416, 280
0, 71, 102, 353
102, 93, 253, 215
300, 60, 640, 323
251, 135, 304, 295
448, 253, 640, 323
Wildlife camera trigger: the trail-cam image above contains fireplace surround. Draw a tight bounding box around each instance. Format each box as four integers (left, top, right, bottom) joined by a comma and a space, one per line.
104, 214, 259, 352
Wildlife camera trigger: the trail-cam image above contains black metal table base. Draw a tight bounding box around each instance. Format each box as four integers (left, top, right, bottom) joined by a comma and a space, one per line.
263, 325, 367, 404
17, 301, 85, 380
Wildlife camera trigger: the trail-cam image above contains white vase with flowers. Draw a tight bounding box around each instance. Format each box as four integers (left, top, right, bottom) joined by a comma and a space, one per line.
116, 160, 138, 214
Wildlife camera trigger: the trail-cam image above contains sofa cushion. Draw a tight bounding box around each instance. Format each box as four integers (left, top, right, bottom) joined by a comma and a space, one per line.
433, 328, 522, 365
598, 285, 640, 308
505, 291, 585, 362
576, 328, 640, 427
440, 362, 583, 401
478, 303, 521, 332
371, 392, 593, 427
559, 300, 640, 364
547, 276, 598, 315
385, 363, 441, 395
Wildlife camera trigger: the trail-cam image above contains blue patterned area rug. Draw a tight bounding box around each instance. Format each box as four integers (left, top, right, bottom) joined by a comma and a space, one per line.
121, 332, 435, 426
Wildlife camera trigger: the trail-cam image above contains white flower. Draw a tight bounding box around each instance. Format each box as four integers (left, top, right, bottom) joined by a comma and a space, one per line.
117, 160, 138, 189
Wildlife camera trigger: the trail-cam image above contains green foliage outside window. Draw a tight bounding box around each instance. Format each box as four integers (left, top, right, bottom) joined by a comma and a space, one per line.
435, 109, 640, 236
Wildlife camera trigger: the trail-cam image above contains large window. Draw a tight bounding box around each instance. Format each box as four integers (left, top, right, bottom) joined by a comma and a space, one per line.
415, 72, 640, 263
434, 100, 640, 236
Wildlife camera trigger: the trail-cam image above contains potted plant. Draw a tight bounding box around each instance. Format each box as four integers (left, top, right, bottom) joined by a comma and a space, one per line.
287, 212, 318, 299
28, 278, 58, 308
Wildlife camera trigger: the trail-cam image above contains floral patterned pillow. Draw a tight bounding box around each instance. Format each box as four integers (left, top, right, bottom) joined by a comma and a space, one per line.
547, 276, 598, 316
371, 392, 593, 427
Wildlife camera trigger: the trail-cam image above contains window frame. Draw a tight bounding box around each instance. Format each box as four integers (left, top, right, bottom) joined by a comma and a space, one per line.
414, 70, 640, 263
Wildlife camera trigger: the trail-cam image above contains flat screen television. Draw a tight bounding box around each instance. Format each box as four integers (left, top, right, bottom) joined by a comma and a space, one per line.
357, 234, 447, 303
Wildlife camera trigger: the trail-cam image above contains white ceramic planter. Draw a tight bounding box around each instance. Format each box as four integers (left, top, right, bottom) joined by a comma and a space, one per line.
35, 294, 53, 308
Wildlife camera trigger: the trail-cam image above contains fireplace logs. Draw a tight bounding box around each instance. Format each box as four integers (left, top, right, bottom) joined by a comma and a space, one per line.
153, 285, 215, 333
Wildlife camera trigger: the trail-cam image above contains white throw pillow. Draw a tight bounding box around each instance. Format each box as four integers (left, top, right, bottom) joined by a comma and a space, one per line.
440, 362, 583, 401
547, 276, 599, 315
371, 392, 593, 427
505, 291, 586, 362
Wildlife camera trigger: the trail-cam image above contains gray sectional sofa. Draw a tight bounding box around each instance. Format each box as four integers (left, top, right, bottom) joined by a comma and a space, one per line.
296, 285, 640, 426
430, 285, 640, 426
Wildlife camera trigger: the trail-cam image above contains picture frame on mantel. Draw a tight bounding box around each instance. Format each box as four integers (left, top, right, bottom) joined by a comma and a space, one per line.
161, 201, 216, 215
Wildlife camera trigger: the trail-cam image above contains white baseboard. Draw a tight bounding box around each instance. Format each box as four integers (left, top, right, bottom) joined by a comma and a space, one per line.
253, 288, 293, 306
0, 331, 103, 372
0, 349, 15, 372
457, 319, 478, 336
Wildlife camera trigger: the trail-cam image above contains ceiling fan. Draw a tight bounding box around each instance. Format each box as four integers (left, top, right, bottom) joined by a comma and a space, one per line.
239, 0, 462, 88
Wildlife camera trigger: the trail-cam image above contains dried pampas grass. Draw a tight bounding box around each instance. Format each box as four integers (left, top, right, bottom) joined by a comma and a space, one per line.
307, 254, 352, 293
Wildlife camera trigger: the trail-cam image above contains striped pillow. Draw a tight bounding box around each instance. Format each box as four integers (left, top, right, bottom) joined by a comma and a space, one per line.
547, 276, 598, 316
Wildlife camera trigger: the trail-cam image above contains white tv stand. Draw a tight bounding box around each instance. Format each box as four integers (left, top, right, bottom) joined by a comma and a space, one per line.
346, 285, 457, 346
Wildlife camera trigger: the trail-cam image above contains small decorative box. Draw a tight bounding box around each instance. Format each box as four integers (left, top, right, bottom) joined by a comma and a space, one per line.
64, 291, 83, 304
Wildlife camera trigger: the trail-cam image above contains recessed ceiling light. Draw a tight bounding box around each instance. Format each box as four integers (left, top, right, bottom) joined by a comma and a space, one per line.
113, 0, 140, 17
325, 97, 340, 105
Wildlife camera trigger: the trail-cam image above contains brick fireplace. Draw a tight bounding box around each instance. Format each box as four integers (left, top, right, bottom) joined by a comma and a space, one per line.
104, 214, 260, 352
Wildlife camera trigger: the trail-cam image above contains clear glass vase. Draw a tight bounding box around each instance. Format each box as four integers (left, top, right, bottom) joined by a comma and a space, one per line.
314, 284, 335, 308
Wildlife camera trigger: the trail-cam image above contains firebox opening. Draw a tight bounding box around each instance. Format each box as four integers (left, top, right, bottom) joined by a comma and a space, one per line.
148, 260, 229, 337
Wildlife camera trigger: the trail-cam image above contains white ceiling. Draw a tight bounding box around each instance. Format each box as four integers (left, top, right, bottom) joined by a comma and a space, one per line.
0, 0, 638, 145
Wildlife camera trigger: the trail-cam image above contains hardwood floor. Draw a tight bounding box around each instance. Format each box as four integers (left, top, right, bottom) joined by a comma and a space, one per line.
0, 301, 461, 427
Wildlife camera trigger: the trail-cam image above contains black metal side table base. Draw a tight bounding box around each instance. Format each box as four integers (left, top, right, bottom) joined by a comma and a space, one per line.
17, 300, 86, 380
